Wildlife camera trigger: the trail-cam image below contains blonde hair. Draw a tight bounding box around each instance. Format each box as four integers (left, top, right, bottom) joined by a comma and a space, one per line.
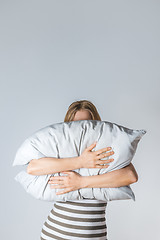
64, 100, 101, 122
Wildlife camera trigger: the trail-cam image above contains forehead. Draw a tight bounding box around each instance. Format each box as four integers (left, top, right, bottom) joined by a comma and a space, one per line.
73, 110, 92, 120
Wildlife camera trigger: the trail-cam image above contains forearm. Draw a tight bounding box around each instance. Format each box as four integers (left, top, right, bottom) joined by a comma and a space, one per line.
80, 164, 138, 188
27, 156, 81, 175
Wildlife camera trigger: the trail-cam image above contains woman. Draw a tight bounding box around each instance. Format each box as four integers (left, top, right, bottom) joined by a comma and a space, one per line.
27, 99, 138, 240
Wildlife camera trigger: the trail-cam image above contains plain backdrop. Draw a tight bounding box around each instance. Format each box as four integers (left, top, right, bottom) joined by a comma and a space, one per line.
0, 0, 159, 239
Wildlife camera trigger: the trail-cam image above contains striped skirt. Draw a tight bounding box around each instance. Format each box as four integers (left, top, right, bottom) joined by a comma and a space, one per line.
40, 199, 108, 240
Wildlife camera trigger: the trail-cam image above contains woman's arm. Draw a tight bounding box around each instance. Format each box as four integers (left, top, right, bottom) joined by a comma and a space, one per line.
27, 156, 82, 175
26, 144, 113, 175
48, 163, 138, 195
27, 157, 138, 188
80, 163, 138, 188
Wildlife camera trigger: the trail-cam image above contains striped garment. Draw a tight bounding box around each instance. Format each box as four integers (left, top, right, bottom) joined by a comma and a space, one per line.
40, 199, 108, 240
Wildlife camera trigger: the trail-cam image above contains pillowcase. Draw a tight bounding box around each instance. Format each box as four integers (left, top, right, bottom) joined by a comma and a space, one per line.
13, 120, 146, 202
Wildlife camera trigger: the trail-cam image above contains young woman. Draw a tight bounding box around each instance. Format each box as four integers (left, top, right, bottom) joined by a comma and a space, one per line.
27, 99, 138, 240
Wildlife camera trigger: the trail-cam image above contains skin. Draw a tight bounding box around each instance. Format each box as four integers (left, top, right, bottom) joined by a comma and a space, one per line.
47, 110, 138, 195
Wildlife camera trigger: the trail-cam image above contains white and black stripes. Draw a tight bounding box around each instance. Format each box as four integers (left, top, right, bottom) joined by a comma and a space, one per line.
40, 199, 108, 240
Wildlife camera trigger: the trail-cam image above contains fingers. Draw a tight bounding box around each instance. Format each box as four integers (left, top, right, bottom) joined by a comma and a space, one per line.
96, 147, 112, 155
48, 177, 64, 184
48, 179, 62, 184
87, 143, 113, 156
96, 151, 114, 159
96, 158, 114, 165
87, 141, 97, 151
56, 188, 71, 195
50, 184, 65, 189
50, 173, 71, 180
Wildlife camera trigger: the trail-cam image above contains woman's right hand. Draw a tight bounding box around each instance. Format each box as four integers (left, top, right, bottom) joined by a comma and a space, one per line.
79, 142, 114, 169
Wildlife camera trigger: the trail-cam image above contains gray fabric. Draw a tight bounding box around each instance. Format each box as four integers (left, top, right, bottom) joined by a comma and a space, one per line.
12, 120, 146, 202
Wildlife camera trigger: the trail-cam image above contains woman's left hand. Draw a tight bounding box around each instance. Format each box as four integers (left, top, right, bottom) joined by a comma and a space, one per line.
48, 171, 83, 195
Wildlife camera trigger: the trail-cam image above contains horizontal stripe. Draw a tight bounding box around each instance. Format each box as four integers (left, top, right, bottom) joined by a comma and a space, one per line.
51, 209, 106, 222
48, 210, 106, 226
40, 199, 108, 240
46, 219, 106, 235
53, 206, 106, 219
43, 222, 107, 238
41, 230, 107, 240
41, 225, 106, 240
55, 202, 106, 211
54, 203, 106, 215
41, 228, 68, 240
47, 215, 107, 230
56, 200, 107, 207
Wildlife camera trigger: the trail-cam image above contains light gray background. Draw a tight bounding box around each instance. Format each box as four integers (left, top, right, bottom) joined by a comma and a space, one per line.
0, 0, 159, 239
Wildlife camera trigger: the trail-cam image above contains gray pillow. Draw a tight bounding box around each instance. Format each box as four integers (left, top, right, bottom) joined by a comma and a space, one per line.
12, 120, 146, 202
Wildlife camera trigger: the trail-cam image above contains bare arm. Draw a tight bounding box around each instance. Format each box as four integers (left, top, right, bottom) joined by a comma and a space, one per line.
27, 140, 138, 188
27, 156, 82, 175
80, 163, 138, 188
27, 143, 113, 176
27, 157, 138, 187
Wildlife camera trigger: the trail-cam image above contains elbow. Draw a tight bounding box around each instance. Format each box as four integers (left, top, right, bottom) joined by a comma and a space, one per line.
126, 163, 138, 184
27, 159, 35, 175
130, 170, 138, 183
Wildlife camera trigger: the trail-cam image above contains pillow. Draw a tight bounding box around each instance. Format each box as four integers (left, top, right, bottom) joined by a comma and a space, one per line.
12, 120, 146, 202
